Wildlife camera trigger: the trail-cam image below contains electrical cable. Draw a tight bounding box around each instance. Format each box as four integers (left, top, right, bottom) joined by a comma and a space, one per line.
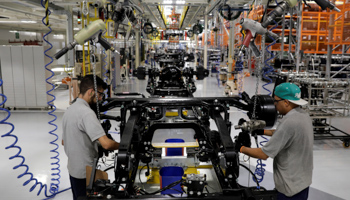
139, 179, 184, 195
239, 164, 260, 187
138, 165, 147, 186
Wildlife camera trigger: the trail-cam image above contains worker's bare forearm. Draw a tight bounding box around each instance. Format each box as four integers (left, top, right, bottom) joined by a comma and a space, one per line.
241, 147, 268, 160
98, 135, 120, 151
264, 130, 275, 136
108, 141, 119, 151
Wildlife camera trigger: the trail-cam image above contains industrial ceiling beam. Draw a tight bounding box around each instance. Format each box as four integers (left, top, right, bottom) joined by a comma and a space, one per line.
129, 0, 145, 14
182, 6, 202, 29
206, 0, 223, 15
143, 4, 165, 29
21, 0, 67, 11
141, 0, 208, 4
0, 3, 66, 22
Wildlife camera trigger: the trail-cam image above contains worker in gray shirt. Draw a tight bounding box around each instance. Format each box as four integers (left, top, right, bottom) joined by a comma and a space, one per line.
62, 75, 119, 200
236, 82, 313, 200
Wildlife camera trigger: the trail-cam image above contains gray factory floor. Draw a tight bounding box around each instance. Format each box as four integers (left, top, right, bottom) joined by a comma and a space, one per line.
1, 75, 349, 200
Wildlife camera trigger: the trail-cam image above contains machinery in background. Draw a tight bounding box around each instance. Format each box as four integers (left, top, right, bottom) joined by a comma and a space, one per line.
136, 50, 208, 97
274, 73, 350, 147
145, 65, 208, 97
54, 19, 119, 60
85, 93, 277, 200
238, 18, 279, 58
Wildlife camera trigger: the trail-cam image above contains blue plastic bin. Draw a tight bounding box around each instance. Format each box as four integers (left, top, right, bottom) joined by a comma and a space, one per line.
159, 166, 184, 195
165, 138, 185, 156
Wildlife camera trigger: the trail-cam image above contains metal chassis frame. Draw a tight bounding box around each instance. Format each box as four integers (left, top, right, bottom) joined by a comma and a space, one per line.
96, 97, 277, 199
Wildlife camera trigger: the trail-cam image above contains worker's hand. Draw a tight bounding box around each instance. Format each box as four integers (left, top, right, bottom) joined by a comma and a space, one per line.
251, 129, 264, 137
235, 131, 251, 152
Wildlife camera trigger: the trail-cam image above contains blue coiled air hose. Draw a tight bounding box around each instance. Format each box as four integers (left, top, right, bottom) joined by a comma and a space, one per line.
42, 9, 61, 195
262, 20, 279, 96
254, 20, 279, 184
0, 0, 69, 198
0, 78, 70, 198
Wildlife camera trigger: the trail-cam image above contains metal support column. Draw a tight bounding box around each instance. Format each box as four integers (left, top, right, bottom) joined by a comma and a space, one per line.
195, 35, 198, 68
66, 7, 74, 70
326, 0, 336, 80
135, 30, 140, 68
204, 7, 208, 70
228, 20, 235, 75
280, 14, 286, 60
54, 7, 74, 72
295, 2, 302, 72
288, 7, 294, 63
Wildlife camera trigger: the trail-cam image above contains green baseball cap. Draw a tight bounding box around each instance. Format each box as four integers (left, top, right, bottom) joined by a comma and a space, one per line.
274, 82, 308, 106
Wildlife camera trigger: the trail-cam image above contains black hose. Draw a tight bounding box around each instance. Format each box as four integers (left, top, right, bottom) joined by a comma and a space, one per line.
239, 163, 260, 187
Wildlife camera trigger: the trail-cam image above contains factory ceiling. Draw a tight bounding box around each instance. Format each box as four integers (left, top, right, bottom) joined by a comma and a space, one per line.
0, 0, 254, 35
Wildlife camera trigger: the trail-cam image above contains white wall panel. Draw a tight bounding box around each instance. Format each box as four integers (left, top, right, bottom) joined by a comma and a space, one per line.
0, 46, 49, 108
33, 46, 49, 107
11, 46, 26, 107
0, 46, 15, 107
22, 46, 37, 107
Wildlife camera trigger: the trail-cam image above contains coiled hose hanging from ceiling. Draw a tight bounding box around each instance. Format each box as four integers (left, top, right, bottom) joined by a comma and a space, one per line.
42, 0, 61, 194
253, 19, 279, 184
0, 1, 70, 198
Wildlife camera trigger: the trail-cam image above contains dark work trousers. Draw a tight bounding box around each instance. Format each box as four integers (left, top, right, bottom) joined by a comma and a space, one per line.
69, 175, 86, 200
277, 187, 309, 200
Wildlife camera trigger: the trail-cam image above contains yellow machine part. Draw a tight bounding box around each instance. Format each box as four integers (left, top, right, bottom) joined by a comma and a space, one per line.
165, 110, 188, 117
146, 167, 200, 184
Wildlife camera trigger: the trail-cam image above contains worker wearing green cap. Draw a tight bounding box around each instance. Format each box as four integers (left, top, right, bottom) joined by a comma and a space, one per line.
239, 82, 313, 200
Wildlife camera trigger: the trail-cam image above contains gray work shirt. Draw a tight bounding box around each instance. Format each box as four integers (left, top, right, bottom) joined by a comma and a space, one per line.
262, 107, 313, 197
62, 98, 105, 179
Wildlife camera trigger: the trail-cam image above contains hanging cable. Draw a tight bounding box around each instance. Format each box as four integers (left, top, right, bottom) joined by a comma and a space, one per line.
101, 26, 109, 116
236, 55, 244, 96
102, 30, 108, 98
253, 19, 279, 185
1, 1, 71, 197
262, 20, 279, 96
0, 0, 70, 198
42, 0, 63, 194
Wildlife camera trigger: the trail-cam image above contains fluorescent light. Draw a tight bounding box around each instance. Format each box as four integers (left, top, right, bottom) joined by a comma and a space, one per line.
52, 67, 73, 72
74, 27, 80, 30
0, 20, 37, 23
20, 20, 37, 23
9, 30, 18, 33
23, 31, 37, 36
53, 34, 64, 39
163, 0, 172, 4
176, 0, 185, 4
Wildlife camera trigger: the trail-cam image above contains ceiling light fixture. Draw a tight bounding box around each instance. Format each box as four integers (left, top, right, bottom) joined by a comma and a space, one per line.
0, 20, 35, 23
20, 20, 37, 23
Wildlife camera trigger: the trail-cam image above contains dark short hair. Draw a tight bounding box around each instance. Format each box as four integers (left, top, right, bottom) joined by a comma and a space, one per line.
79, 75, 107, 95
